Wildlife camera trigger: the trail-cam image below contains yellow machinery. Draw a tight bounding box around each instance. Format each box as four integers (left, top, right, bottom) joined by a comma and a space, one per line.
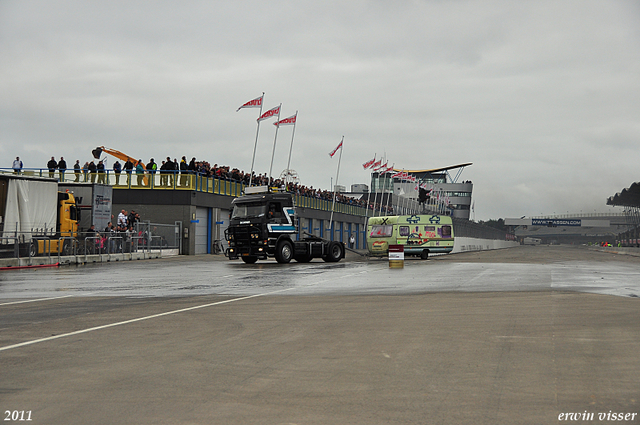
92, 146, 147, 185
36, 191, 79, 255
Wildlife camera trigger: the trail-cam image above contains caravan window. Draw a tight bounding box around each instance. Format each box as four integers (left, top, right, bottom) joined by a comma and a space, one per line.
369, 225, 393, 238
399, 226, 410, 237
441, 225, 452, 238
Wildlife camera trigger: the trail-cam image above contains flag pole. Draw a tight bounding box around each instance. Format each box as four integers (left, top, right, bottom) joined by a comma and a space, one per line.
384, 167, 394, 215
376, 155, 385, 216
329, 136, 344, 234
365, 156, 375, 208
398, 175, 404, 215
363, 155, 375, 225
401, 172, 408, 215
285, 111, 298, 184
379, 154, 388, 216
267, 104, 282, 186
249, 92, 264, 187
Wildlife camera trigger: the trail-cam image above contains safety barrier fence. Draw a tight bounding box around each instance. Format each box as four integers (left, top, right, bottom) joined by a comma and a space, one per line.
0, 228, 170, 260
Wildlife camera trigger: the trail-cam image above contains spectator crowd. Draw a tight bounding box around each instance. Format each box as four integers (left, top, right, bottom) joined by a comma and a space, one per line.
8, 154, 394, 214
84, 209, 143, 254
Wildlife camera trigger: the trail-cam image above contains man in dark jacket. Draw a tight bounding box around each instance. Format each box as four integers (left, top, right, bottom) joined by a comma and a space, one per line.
88, 161, 97, 183
113, 161, 122, 185
57, 157, 67, 181
47, 156, 57, 178
179, 156, 188, 187
123, 159, 134, 185
159, 160, 168, 187
97, 160, 106, 184
73, 160, 81, 182
146, 159, 157, 187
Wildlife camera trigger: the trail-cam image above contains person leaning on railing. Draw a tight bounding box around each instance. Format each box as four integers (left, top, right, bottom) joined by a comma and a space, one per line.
57, 157, 67, 181
88, 161, 97, 183
74, 160, 81, 182
136, 160, 145, 186
96, 160, 106, 184
124, 159, 134, 185
84, 224, 99, 254
12, 157, 23, 174
47, 156, 57, 178
113, 160, 122, 185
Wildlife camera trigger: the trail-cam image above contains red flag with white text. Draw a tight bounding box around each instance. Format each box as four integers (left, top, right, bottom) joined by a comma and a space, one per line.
362, 156, 376, 169
374, 162, 388, 172
273, 114, 297, 126
237, 95, 263, 112
382, 164, 395, 174
257, 105, 281, 122
329, 140, 343, 157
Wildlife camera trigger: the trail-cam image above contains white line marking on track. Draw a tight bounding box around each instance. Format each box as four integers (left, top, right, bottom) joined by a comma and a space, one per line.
0, 295, 75, 306
0, 287, 301, 352
0, 266, 385, 352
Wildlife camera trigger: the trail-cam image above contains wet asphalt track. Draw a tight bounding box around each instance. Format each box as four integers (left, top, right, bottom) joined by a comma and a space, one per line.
1, 245, 639, 425
1, 245, 639, 298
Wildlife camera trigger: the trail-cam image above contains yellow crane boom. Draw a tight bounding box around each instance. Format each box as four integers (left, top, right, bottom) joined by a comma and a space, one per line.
91, 146, 139, 165
91, 146, 148, 186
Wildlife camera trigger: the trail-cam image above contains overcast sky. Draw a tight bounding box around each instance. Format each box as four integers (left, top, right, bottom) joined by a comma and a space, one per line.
1, 0, 639, 220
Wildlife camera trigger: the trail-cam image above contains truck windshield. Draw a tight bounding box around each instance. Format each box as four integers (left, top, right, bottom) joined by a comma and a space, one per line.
232, 203, 265, 219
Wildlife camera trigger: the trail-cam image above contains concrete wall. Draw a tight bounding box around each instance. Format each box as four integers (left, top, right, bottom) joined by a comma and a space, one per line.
452, 237, 519, 254
589, 246, 640, 257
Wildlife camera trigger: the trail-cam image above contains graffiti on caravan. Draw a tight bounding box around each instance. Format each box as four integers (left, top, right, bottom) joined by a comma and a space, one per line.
532, 219, 581, 227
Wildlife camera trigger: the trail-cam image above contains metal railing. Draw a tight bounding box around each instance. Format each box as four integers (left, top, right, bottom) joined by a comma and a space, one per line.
530, 212, 626, 219
0, 231, 156, 260
1, 168, 391, 217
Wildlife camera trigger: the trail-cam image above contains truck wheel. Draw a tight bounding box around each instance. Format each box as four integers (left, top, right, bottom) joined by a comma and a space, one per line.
323, 241, 343, 262
420, 250, 429, 260
275, 240, 293, 264
241, 256, 258, 264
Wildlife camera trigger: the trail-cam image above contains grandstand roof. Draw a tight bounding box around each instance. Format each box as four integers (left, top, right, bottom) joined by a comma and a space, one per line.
607, 182, 640, 208
392, 163, 473, 174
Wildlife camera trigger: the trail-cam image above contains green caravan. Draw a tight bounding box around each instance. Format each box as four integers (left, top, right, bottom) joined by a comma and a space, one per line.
366, 215, 454, 259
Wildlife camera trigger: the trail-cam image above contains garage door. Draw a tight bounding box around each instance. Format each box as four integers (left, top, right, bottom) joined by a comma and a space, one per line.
195, 207, 209, 254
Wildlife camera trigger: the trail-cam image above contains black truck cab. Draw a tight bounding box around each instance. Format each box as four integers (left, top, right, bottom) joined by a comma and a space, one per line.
225, 187, 344, 264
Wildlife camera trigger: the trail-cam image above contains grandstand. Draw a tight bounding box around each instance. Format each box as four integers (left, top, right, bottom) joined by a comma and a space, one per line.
505, 213, 626, 245
368, 163, 474, 220
607, 182, 640, 246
